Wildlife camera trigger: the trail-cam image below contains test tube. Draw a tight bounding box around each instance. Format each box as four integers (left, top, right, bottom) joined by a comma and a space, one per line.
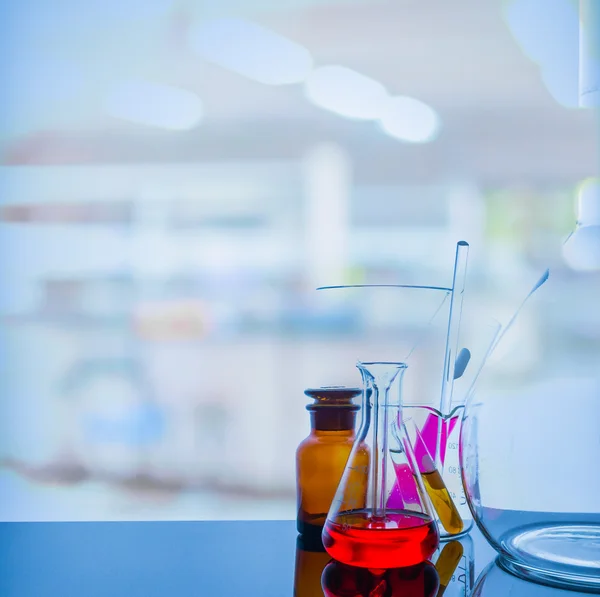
407, 418, 464, 536
439, 241, 469, 417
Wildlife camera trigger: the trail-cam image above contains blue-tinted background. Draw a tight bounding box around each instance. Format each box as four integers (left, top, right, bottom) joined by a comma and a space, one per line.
0, 0, 598, 521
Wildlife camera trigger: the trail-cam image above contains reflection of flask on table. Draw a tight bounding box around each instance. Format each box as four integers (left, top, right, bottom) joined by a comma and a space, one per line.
321, 559, 439, 597
323, 362, 439, 570
293, 535, 330, 597
433, 535, 474, 597
296, 387, 362, 541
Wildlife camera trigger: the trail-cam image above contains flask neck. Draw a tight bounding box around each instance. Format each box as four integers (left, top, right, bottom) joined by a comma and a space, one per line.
357, 362, 408, 519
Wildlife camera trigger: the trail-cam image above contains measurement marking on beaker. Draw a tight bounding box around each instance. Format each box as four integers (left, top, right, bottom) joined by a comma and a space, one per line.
347, 464, 369, 475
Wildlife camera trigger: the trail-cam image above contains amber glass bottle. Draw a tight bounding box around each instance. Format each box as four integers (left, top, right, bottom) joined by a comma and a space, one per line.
296, 386, 362, 540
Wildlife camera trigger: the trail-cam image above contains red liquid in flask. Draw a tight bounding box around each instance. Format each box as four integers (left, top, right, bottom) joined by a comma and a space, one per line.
322, 509, 439, 569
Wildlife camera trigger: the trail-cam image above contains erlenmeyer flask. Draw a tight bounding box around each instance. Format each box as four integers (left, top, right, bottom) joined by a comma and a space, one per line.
323, 361, 440, 569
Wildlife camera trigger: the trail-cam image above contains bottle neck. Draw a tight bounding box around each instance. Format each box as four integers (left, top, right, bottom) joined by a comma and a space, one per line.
310, 410, 357, 432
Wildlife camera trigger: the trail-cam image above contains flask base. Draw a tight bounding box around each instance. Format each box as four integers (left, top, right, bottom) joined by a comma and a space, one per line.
438, 525, 472, 542
322, 509, 439, 569
496, 523, 600, 592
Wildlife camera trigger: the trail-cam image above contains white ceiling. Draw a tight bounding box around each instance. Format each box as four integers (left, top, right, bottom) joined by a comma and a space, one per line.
0, 0, 597, 185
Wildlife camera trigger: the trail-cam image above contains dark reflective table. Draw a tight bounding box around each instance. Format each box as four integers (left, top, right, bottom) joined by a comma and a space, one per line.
0, 521, 594, 596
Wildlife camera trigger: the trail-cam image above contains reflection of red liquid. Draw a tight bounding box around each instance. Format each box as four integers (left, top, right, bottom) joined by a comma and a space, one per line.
321, 559, 439, 597
322, 510, 439, 569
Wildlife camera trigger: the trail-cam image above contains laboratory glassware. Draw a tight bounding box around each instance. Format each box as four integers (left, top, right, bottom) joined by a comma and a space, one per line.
293, 534, 331, 597
322, 361, 440, 569
321, 559, 440, 597
296, 386, 362, 539
400, 241, 471, 540
311, 280, 461, 540
402, 417, 463, 536
461, 181, 600, 591
401, 404, 468, 538
403, 314, 501, 539
317, 242, 474, 540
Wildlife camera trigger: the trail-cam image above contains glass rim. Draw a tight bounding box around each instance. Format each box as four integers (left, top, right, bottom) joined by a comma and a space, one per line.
317, 284, 452, 293
357, 360, 408, 368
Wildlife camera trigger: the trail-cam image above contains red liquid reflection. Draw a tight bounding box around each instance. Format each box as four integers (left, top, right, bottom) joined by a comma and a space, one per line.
321, 559, 439, 597
322, 510, 439, 569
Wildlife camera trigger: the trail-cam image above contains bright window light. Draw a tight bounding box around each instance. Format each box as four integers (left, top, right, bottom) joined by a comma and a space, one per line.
563, 226, 600, 271
378, 96, 441, 143
188, 18, 313, 85
541, 61, 579, 109
563, 179, 600, 271
304, 65, 388, 120
577, 178, 600, 226
104, 81, 203, 130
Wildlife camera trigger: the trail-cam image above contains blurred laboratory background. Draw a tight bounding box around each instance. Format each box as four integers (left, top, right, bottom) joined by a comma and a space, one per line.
0, 0, 598, 521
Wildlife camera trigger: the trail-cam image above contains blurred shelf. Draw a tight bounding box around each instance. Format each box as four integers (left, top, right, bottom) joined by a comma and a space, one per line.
1, 458, 295, 501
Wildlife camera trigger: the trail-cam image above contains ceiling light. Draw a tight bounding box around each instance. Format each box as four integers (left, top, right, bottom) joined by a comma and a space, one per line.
304, 65, 388, 120
503, 0, 580, 109
104, 81, 203, 131
378, 96, 441, 143
188, 18, 312, 85
541, 63, 579, 109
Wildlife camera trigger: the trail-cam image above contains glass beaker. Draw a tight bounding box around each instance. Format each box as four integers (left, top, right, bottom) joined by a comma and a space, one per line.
461, 186, 600, 591
315, 283, 482, 540
401, 401, 471, 541
402, 415, 465, 537
322, 361, 440, 569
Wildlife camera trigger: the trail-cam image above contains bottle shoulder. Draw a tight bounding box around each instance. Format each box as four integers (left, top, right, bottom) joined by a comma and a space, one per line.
299, 431, 355, 444
296, 433, 355, 455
